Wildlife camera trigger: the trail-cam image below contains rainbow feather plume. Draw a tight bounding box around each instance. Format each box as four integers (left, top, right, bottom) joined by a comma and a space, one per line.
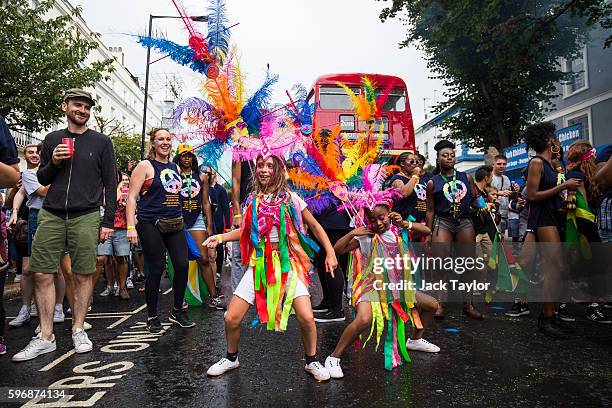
206, 0, 230, 64
240, 69, 279, 135
194, 138, 225, 168
137, 36, 210, 74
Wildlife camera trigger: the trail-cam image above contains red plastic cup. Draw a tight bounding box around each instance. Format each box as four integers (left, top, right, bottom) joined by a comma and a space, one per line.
61, 137, 74, 157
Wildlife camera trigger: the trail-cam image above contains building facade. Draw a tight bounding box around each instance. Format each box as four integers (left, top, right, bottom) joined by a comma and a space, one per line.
414, 108, 485, 173
544, 27, 612, 149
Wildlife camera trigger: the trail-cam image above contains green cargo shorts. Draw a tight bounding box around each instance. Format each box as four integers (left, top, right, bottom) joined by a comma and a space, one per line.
30, 209, 101, 275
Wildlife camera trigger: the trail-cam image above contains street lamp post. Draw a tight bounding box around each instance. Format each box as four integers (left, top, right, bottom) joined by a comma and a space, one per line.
140, 14, 208, 160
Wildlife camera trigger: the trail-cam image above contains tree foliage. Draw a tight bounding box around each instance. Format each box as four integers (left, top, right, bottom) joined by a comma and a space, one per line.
110, 131, 142, 172
0, 0, 114, 132
380, 0, 612, 150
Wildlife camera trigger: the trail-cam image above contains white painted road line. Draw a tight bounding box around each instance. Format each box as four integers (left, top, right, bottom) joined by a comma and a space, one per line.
39, 350, 76, 372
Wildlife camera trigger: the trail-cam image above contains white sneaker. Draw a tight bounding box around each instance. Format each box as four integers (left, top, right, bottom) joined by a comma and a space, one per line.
324, 356, 344, 379
406, 338, 440, 353
9, 305, 31, 327
12, 335, 56, 362
72, 329, 93, 353
30, 303, 38, 317
305, 361, 331, 381
53, 305, 65, 323
114, 286, 120, 297
35, 324, 40, 335
14, 274, 21, 282
84, 321, 92, 331
207, 357, 240, 376
99, 286, 113, 297
126, 278, 134, 289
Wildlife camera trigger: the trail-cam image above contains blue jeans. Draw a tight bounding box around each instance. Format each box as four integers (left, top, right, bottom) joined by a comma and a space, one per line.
27, 209, 39, 257
230, 241, 247, 292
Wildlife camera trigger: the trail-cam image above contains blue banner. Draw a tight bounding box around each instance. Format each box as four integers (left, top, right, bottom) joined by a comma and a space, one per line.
504, 143, 529, 171
555, 124, 584, 153
504, 124, 585, 171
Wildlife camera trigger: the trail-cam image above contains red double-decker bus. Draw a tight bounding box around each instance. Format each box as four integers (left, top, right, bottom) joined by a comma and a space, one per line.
307, 73, 415, 154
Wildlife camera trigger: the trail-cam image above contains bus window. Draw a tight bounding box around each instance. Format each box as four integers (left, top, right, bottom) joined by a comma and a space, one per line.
339, 114, 355, 130
380, 88, 406, 112
319, 86, 361, 110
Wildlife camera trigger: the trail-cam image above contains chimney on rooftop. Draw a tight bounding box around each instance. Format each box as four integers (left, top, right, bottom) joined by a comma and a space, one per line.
109, 46, 125, 66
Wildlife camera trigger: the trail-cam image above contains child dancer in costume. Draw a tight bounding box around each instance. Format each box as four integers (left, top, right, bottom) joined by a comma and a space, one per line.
325, 194, 439, 378
203, 153, 338, 381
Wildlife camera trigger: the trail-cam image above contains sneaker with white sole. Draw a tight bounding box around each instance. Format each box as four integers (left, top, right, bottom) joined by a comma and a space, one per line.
30, 303, 38, 317
9, 305, 31, 327
304, 361, 331, 381
126, 278, 134, 289
586, 303, 612, 324
83, 321, 92, 331
72, 329, 93, 353
207, 357, 240, 376
324, 356, 344, 379
99, 286, 113, 297
406, 338, 440, 353
12, 335, 56, 362
53, 305, 65, 323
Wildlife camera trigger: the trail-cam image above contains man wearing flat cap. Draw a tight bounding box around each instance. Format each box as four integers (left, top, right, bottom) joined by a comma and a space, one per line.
13, 89, 118, 362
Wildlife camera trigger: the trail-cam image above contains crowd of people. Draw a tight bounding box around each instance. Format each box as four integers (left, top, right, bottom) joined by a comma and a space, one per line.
0, 88, 611, 382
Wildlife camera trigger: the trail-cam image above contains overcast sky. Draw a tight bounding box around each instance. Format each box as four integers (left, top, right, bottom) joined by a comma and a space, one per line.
75, 0, 445, 127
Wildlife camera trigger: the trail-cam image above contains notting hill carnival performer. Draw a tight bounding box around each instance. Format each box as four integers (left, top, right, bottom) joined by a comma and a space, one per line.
324, 166, 439, 378
426, 140, 485, 319
203, 148, 338, 381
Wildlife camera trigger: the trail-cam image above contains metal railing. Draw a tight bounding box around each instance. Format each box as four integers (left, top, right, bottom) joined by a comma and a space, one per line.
12, 130, 44, 150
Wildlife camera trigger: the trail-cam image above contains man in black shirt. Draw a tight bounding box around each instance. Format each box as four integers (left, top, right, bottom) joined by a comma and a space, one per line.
13, 89, 117, 362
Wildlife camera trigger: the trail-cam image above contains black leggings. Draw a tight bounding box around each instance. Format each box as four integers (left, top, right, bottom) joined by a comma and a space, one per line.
312, 230, 350, 312
0, 271, 6, 337
216, 244, 224, 279
137, 223, 188, 318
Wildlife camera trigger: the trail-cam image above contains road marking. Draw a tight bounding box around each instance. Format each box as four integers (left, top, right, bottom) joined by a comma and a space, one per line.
39, 350, 76, 372
106, 304, 147, 329
106, 314, 133, 329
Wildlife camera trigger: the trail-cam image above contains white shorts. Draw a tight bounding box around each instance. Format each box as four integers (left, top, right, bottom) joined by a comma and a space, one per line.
233, 266, 310, 305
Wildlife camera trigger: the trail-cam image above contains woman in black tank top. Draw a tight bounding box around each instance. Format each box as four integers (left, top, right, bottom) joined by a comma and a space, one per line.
126, 128, 195, 333
425, 140, 484, 319
523, 122, 582, 339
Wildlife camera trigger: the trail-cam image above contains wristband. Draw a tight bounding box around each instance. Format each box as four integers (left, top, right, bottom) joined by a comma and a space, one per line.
411, 175, 419, 180
217, 234, 223, 243
127, 225, 136, 230
407, 221, 413, 231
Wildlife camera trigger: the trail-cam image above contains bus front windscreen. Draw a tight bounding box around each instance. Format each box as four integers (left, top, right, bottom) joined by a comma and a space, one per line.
319, 85, 406, 112
319, 86, 360, 110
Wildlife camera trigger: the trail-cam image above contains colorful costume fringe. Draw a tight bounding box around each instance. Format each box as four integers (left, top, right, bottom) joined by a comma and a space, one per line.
348, 226, 417, 370
240, 193, 319, 331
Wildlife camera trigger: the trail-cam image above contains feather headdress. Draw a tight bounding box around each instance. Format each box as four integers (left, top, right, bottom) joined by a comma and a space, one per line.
137, 0, 231, 79
335, 76, 397, 122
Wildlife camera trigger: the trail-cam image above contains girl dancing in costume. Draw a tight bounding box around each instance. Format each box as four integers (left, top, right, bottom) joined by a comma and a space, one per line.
325, 181, 439, 378
203, 154, 338, 381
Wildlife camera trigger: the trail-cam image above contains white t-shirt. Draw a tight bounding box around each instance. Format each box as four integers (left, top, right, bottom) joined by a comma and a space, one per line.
262, 192, 307, 243
22, 169, 44, 210
355, 229, 396, 257
492, 174, 511, 217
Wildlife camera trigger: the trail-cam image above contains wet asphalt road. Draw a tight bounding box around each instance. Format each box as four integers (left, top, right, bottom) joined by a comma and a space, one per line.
1, 269, 612, 408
